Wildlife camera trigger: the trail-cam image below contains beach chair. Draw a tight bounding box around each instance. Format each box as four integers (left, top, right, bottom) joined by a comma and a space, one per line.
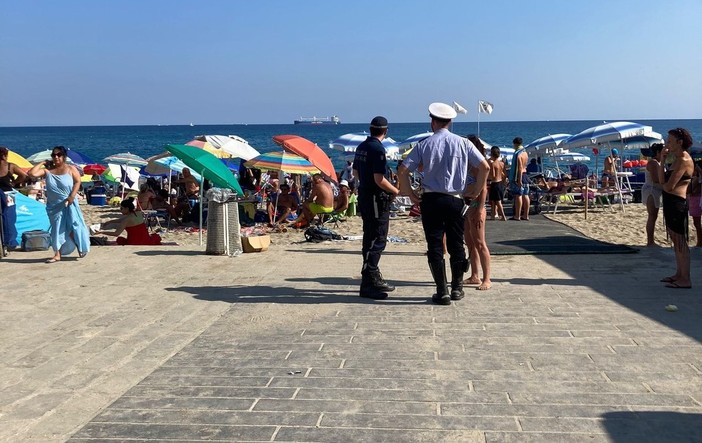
318, 210, 345, 229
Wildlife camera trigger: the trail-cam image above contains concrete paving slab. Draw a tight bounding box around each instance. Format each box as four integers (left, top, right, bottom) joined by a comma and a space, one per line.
1, 240, 701, 442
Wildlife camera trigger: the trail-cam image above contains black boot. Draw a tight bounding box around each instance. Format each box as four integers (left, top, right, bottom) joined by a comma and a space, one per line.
450, 259, 468, 300
374, 269, 395, 292
360, 270, 390, 299
428, 260, 450, 305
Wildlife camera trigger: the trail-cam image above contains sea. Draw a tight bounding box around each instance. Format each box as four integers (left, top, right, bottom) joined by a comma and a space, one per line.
2, 119, 700, 174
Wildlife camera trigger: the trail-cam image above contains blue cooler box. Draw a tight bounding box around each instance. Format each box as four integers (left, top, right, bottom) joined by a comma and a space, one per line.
89, 194, 107, 205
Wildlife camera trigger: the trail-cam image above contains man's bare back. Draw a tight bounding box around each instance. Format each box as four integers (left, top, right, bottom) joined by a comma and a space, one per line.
311, 179, 333, 208
488, 158, 505, 183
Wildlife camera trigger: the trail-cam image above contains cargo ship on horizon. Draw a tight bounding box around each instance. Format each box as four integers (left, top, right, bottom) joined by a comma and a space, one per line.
294, 115, 341, 125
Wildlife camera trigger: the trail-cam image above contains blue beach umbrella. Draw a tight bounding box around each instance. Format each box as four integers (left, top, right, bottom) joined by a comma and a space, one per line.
329, 132, 401, 160
398, 132, 434, 153
561, 122, 653, 150
524, 134, 572, 154
66, 149, 96, 165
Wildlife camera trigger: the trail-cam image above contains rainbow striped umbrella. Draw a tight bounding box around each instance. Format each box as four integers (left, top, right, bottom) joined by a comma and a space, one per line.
244, 151, 320, 175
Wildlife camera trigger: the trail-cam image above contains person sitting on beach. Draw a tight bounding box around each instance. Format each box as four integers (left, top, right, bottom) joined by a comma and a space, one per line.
268, 182, 298, 225
137, 183, 155, 210
292, 174, 333, 228
96, 197, 162, 245
178, 168, 200, 197
151, 189, 180, 225
334, 180, 350, 214
602, 149, 619, 188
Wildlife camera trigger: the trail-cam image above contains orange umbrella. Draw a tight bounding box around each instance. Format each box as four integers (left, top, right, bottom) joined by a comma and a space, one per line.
272, 134, 336, 182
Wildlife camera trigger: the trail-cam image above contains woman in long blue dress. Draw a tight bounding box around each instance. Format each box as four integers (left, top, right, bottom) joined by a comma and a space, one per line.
27, 146, 89, 263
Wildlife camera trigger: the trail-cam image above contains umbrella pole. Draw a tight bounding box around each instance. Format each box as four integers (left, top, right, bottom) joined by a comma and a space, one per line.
199, 169, 205, 246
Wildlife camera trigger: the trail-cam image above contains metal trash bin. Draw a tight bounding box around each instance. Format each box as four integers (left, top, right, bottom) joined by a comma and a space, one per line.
206, 199, 242, 256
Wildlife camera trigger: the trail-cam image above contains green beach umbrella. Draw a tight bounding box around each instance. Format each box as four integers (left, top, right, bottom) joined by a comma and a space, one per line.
166, 144, 243, 195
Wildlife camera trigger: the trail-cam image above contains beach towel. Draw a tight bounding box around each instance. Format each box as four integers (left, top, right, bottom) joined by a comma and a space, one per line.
45, 172, 90, 256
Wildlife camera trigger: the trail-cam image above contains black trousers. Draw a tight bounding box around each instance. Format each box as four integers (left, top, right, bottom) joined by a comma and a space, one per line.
359, 193, 390, 272
420, 193, 466, 264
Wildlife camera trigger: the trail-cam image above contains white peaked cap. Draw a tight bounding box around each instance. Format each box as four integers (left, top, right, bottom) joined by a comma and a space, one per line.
428, 102, 457, 120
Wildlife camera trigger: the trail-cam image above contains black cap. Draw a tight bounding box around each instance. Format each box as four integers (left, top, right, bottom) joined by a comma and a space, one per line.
370, 116, 388, 129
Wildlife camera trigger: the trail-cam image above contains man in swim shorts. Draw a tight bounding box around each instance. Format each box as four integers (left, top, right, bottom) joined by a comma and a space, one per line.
293, 174, 333, 228
509, 137, 531, 220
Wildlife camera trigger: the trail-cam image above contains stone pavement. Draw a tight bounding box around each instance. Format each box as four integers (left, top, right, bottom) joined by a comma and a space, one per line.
1, 240, 701, 442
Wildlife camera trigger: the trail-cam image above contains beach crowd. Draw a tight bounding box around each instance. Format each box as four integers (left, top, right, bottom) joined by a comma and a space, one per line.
1, 110, 699, 295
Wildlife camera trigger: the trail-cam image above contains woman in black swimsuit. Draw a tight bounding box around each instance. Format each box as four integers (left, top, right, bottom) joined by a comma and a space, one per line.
658, 128, 694, 289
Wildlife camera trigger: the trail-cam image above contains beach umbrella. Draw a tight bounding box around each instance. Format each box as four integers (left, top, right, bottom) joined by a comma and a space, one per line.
7, 150, 32, 169
185, 139, 233, 159
399, 132, 434, 153
194, 135, 261, 161
103, 153, 148, 197
27, 149, 75, 165
273, 135, 336, 182
153, 156, 202, 181
82, 164, 107, 176
329, 132, 401, 162
166, 144, 242, 194
166, 143, 244, 246
244, 151, 319, 175
103, 152, 148, 166
66, 149, 96, 165
561, 121, 654, 150
524, 134, 572, 154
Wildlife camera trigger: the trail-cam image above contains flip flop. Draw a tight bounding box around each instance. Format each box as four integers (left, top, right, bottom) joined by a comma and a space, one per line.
508, 217, 521, 221
45, 258, 60, 264
660, 277, 676, 283
665, 282, 691, 289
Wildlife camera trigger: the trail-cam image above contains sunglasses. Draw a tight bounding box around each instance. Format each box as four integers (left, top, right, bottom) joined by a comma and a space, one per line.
51, 153, 64, 158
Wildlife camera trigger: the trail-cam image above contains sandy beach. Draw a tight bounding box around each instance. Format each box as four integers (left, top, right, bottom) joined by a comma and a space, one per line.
79, 199, 699, 250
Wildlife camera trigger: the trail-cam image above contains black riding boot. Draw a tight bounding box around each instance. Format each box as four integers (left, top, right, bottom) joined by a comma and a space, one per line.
428, 260, 450, 305
360, 269, 391, 299
450, 259, 468, 300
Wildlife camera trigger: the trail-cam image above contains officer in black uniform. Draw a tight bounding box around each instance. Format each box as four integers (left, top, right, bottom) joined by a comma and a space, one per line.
352, 116, 400, 299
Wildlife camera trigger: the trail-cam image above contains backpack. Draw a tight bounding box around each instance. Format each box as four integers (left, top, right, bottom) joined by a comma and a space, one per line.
304, 225, 342, 242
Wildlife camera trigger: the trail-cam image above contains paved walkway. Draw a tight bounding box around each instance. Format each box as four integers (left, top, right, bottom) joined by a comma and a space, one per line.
1, 239, 701, 442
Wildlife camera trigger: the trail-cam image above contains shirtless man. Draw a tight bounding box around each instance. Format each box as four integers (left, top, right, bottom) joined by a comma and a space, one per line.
180, 168, 200, 197
269, 183, 298, 225
487, 146, 507, 221
509, 137, 530, 221
334, 180, 350, 214
602, 148, 619, 188
293, 174, 333, 228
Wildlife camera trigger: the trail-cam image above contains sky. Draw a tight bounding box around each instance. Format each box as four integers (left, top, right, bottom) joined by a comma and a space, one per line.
1, 0, 701, 126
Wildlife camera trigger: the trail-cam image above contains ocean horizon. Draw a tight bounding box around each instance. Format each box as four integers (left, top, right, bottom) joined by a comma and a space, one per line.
2, 119, 700, 173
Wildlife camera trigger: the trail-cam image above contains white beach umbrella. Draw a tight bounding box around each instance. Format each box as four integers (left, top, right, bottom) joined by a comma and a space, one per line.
196, 135, 260, 161
26, 149, 75, 164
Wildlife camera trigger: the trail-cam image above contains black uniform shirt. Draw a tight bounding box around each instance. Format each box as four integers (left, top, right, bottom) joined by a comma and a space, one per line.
353, 137, 387, 196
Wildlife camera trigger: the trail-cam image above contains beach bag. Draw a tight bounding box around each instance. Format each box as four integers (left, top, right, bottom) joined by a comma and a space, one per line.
304, 225, 341, 242
89, 236, 109, 246
21, 230, 51, 251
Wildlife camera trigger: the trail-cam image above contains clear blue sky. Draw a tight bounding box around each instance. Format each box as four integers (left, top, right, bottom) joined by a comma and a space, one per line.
1, 0, 700, 126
